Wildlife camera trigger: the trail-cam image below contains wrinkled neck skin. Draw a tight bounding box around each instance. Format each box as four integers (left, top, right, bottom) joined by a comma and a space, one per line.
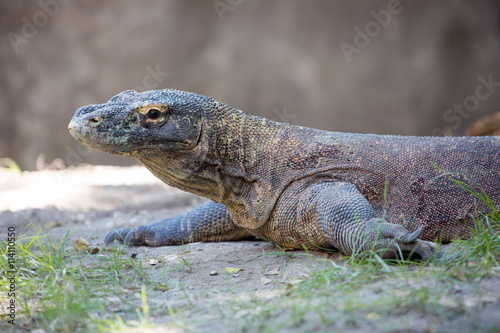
133, 107, 224, 202
134, 101, 298, 229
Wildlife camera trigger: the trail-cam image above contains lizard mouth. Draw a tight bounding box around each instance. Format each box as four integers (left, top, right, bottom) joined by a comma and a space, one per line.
68, 120, 138, 155
68, 120, 195, 155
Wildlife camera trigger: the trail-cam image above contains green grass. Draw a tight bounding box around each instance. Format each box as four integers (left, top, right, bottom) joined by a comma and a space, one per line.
0, 158, 21, 174
0, 231, 184, 332
226, 182, 500, 332
229, 227, 500, 332
2, 178, 500, 332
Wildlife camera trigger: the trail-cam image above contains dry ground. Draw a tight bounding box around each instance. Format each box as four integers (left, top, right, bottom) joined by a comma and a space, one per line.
1, 166, 499, 332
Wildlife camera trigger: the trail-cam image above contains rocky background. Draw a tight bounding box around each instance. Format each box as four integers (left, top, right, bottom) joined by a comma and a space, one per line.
1, 0, 500, 171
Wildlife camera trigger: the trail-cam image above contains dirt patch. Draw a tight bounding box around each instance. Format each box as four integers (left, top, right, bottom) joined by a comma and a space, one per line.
1, 166, 500, 332
0, 166, 329, 329
0, 165, 326, 282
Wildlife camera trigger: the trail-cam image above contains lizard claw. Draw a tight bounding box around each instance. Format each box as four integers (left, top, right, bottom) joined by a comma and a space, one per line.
105, 226, 157, 246
399, 226, 423, 243
104, 228, 132, 245
379, 223, 423, 243
363, 220, 439, 261
123, 226, 152, 246
408, 239, 438, 261
378, 238, 438, 262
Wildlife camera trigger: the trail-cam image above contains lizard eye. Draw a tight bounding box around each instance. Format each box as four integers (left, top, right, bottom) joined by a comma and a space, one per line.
146, 108, 161, 119
138, 105, 168, 128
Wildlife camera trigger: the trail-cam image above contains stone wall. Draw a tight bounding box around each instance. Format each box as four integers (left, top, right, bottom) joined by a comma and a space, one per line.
1, 0, 500, 170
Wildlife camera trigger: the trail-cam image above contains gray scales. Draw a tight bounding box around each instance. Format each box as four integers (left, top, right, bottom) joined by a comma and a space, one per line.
68, 89, 500, 260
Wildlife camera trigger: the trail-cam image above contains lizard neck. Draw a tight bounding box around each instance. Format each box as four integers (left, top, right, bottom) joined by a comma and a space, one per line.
210, 103, 289, 188
132, 101, 281, 205
205, 102, 332, 228
135, 100, 343, 229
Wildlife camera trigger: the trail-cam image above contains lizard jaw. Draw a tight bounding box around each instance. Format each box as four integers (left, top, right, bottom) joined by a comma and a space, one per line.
68, 120, 139, 155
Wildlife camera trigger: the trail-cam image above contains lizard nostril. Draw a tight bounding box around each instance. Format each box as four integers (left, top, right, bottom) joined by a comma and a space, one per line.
88, 117, 101, 126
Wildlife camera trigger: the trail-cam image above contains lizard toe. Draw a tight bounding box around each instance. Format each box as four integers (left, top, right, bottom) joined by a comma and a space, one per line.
399, 226, 423, 243
380, 241, 436, 261
387, 239, 440, 261
373, 235, 438, 261
104, 228, 132, 245
123, 225, 159, 246
356, 220, 437, 261
409, 239, 437, 261
379, 223, 423, 243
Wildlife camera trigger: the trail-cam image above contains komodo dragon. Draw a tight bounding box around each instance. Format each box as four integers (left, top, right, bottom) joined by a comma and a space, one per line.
68, 89, 500, 260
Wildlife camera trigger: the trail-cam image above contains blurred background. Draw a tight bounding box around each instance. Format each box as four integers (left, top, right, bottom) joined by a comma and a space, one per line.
1, 0, 500, 171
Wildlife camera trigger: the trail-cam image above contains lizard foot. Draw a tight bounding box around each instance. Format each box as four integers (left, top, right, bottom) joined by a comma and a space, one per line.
104, 227, 149, 246
364, 221, 439, 261
104, 225, 164, 246
104, 228, 132, 245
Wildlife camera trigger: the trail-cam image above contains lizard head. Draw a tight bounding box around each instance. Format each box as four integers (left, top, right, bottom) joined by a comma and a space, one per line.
68, 89, 205, 156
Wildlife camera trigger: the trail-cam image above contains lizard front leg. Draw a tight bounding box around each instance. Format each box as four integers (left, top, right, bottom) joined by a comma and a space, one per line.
305, 182, 438, 260
104, 200, 253, 246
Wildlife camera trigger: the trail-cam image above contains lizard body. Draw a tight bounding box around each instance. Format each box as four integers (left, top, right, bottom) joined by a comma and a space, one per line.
68, 89, 500, 259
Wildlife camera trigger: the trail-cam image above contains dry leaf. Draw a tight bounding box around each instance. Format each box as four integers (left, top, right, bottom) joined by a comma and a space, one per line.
225, 267, 244, 274
285, 280, 302, 291
288, 279, 303, 286
45, 221, 61, 230
88, 247, 99, 255
153, 283, 169, 291
75, 238, 89, 251
260, 277, 272, 285
210, 269, 218, 276
265, 268, 280, 275
161, 254, 178, 262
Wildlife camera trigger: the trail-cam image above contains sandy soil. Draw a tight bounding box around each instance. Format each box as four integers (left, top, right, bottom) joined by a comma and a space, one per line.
1, 166, 499, 332
0, 166, 333, 329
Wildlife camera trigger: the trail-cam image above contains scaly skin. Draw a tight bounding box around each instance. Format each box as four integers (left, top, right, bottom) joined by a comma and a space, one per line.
68, 89, 500, 260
